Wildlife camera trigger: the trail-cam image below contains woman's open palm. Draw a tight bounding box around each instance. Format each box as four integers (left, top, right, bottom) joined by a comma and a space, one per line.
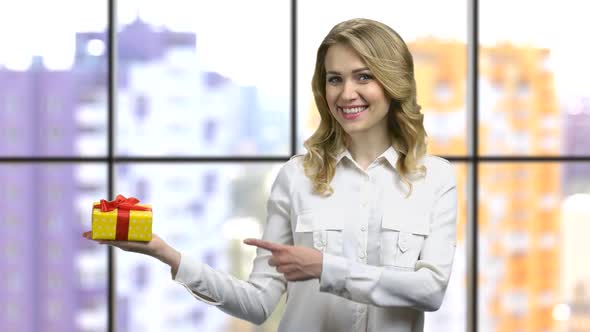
82, 231, 167, 258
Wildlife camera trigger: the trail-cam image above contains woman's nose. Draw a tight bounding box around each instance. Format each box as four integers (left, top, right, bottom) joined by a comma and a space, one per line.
341, 81, 359, 100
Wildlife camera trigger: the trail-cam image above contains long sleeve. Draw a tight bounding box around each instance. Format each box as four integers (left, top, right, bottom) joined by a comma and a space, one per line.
319, 163, 458, 312
173, 162, 294, 325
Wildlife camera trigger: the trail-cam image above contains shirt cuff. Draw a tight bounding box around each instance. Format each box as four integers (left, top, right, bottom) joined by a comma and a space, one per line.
319, 253, 350, 296
173, 253, 221, 305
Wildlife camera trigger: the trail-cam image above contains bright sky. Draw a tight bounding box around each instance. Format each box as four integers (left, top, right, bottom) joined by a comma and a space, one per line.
0, 0, 588, 99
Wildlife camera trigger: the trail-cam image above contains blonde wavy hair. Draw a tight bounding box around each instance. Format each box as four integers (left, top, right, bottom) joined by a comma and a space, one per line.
303, 18, 427, 198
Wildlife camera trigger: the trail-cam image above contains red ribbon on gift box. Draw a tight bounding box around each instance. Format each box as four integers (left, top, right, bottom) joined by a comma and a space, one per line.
93, 194, 152, 240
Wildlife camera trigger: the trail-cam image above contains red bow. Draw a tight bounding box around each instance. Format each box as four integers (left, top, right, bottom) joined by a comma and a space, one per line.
93, 194, 152, 212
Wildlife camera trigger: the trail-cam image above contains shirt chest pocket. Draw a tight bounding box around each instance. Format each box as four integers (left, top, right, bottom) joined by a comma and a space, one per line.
380, 207, 430, 269
294, 211, 344, 256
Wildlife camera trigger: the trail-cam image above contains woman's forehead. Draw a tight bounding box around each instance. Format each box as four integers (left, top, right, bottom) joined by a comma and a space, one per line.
324, 44, 368, 72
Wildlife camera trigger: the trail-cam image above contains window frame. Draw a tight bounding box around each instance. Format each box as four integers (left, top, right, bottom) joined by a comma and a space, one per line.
3, 1, 590, 331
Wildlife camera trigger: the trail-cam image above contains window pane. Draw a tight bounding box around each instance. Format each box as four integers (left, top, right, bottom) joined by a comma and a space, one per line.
115, 163, 285, 331
480, 0, 590, 156
297, 0, 467, 156
479, 163, 590, 331
0, 163, 108, 332
0, 0, 107, 157
115, 1, 291, 157
114, 161, 467, 331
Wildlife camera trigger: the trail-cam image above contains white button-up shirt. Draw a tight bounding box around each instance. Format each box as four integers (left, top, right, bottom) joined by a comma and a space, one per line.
174, 146, 458, 332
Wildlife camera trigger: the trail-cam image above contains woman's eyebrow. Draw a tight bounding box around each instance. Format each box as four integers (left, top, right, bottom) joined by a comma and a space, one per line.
326, 67, 370, 75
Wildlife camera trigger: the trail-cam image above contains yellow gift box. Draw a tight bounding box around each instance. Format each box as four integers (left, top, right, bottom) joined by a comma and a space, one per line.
91, 195, 153, 242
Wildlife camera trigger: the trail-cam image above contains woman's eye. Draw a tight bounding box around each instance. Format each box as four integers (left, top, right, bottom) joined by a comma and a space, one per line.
327, 76, 341, 84
358, 73, 373, 81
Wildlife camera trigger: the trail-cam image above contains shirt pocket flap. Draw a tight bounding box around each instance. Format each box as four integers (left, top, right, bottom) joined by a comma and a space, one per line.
295, 211, 345, 233
381, 206, 430, 236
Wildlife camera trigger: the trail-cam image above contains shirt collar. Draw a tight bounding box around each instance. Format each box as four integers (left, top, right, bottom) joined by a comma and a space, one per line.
335, 146, 399, 170
380, 146, 399, 168
335, 149, 353, 164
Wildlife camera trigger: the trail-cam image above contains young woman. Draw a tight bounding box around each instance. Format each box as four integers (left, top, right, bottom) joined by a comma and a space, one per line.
84, 18, 458, 332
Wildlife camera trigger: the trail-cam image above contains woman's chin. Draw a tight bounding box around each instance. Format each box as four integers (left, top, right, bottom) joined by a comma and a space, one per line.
341, 126, 367, 137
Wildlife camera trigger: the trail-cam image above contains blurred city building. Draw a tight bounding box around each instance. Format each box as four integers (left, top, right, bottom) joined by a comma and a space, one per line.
0, 17, 282, 332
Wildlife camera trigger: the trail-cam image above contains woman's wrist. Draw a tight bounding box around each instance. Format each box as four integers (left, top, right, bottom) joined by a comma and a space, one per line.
155, 244, 181, 277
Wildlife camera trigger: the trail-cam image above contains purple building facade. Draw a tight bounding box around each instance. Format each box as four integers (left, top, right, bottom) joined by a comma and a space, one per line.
0, 68, 78, 330
0, 18, 197, 332
0, 164, 36, 331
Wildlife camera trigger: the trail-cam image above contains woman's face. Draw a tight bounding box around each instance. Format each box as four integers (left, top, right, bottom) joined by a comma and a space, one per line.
324, 43, 390, 139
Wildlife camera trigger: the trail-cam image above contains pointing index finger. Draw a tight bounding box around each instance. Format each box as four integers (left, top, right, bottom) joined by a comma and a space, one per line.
243, 238, 284, 252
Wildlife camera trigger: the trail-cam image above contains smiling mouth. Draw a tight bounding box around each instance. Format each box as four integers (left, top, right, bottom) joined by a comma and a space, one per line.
338, 105, 369, 114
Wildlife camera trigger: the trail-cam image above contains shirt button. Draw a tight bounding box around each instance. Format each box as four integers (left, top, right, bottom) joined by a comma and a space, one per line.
358, 306, 366, 313
360, 225, 367, 232
359, 252, 366, 259
361, 200, 368, 207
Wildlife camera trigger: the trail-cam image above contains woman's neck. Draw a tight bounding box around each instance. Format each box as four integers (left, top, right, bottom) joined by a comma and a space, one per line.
347, 135, 391, 169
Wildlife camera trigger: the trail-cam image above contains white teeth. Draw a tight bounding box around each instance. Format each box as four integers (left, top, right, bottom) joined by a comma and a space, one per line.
339, 106, 367, 114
